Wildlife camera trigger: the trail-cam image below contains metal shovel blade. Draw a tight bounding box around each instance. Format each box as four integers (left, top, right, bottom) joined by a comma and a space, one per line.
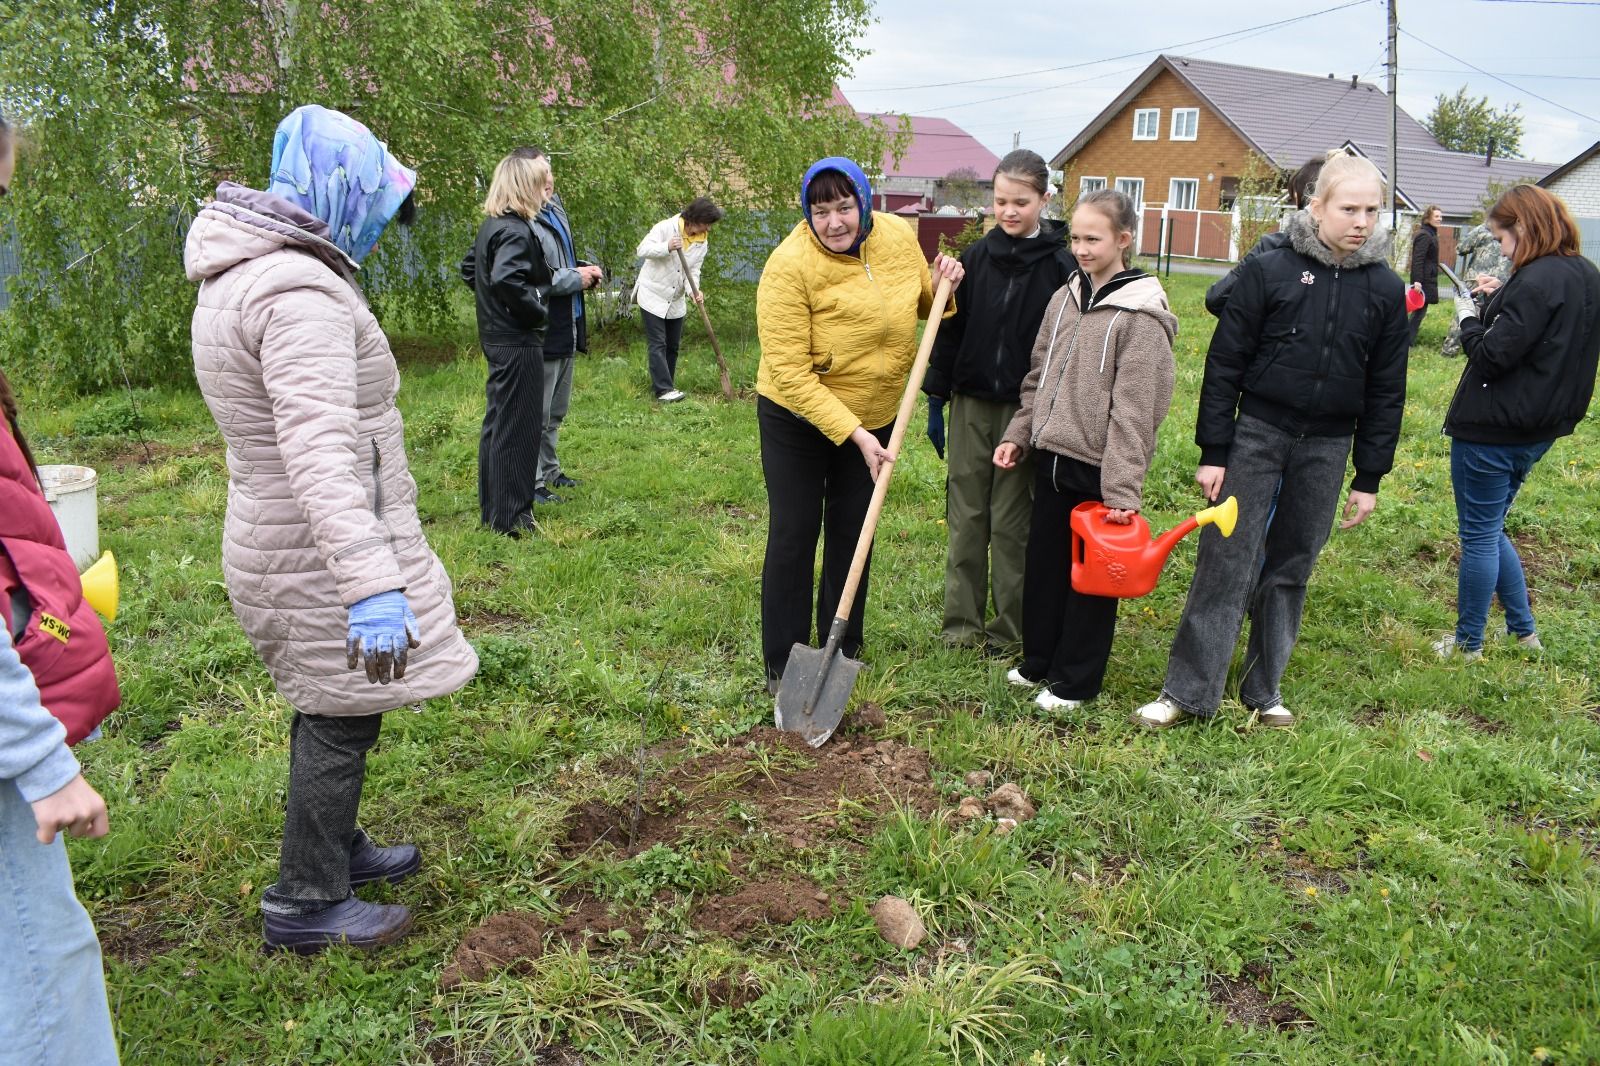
775, 641, 862, 747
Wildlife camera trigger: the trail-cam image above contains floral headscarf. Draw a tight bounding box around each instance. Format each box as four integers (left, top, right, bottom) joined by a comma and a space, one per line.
267, 105, 416, 262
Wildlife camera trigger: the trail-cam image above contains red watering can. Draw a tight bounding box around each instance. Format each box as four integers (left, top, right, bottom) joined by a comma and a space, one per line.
1069, 496, 1238, 598
1404, 286, 1426, 313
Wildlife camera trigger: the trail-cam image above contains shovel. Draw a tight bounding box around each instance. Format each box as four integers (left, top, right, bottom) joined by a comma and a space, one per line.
776, 274, 955, 746
674, 245, 734, 401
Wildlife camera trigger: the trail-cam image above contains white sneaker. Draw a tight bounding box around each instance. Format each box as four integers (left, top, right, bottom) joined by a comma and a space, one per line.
1255, 704, 1295, 728
1514, 632, 1544, 652
658, 389, 686, 403
1432, 635, 1483, 661
1035, 689, 1083, 714
1131, 697, 1190, 729
1005, 667, 1035, 688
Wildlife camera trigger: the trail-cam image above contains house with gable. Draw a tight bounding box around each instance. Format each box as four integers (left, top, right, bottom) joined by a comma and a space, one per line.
1050, 54, 1555, 261
1538, 141, 1600, 263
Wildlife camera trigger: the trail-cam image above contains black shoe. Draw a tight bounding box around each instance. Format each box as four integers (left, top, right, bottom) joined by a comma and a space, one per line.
348, 831, 422, 888
533, 487, 564, 505
551, 472, 580, 489
495, 512, 537, 538
263, 897, 413, 954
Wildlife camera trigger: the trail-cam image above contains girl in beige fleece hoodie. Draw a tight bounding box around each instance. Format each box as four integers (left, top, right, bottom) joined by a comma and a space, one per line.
994, 190, 1177, 714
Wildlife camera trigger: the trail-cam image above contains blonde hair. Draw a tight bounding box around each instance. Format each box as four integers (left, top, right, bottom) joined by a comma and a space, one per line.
482, 152, 551, 220
1309, 149, 1386, 206
1074, 189, 1139, 267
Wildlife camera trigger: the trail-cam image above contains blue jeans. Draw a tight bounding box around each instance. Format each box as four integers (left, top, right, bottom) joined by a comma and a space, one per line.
1162, 415, 1352, 717
1450, 438, 1552, 651
0, 782, 119, 1066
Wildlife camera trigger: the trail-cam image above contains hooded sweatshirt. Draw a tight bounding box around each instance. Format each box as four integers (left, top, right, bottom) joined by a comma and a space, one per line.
1001, 270, 1178, 511
924, 218, 1077, 403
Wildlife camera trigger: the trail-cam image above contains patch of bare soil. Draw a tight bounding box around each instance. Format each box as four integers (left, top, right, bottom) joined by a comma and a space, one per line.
1509, 531, 1575, 591
456, 609, 528, 633
103, 439, 213, 471
1448, 705, 1506, 735
446, 722, 939, 988
1207, 962, 1312, 1031
1504, 809, 1600, 860
1353, 701, 1393, 727
1280, 852, 1352, 894
96, 900, 181, 968
440, 895, 646, 990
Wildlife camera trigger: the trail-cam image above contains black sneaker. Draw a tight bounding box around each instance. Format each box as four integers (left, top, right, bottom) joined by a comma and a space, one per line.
533, 487, 564, 505
552, 472, 580, 489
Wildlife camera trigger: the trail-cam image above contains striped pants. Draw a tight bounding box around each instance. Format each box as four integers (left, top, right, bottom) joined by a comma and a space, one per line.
478, 340, 545, 533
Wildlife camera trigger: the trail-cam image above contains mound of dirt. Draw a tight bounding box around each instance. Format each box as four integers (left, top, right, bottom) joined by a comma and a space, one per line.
444, 726, 940, 989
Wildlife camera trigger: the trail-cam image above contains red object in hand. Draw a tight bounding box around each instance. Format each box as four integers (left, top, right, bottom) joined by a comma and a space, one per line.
1405, 287, 1426, 313
1069, 497, 1237, 598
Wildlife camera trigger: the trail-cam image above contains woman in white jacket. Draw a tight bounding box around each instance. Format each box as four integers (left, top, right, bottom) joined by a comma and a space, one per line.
634, 197, 723, 401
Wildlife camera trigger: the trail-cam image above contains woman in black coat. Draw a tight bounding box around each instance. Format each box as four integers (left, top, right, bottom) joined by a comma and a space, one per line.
1408, 204, 1441, 345
1438, 185, 1600, 658
460, 152, 553, 537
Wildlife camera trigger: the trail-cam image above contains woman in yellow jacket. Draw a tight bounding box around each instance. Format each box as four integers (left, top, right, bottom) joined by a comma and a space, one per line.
756, 156, 962, 688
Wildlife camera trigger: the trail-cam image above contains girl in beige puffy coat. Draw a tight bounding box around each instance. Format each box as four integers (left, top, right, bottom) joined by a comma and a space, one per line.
185, 106, 477, 953
995, 190, 1177, 715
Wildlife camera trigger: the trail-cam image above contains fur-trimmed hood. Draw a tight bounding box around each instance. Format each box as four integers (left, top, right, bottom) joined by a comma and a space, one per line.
1284, 208, 1393, 269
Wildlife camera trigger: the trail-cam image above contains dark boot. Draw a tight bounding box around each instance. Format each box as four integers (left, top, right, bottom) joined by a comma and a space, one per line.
348, 830, 422, 888
263, 897, 413, 954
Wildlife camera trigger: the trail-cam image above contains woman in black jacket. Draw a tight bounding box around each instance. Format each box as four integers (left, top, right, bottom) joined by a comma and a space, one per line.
1133, 150, 1410, 729
1408, 204, 1441, 345
921, 150, 1076, 653
460, 151, 552, 537
1437, 184, 1600, 658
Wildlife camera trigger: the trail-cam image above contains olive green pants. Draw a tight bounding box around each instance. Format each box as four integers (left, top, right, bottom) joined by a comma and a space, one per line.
942, 394, 1033, 648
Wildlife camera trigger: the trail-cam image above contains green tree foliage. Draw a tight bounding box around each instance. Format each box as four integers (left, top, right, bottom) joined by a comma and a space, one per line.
0, 0, 902, 391
1425, 87, 1525, 158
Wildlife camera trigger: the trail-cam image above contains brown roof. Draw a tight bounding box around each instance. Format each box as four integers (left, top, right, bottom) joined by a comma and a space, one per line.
1346, 141, 1557, 218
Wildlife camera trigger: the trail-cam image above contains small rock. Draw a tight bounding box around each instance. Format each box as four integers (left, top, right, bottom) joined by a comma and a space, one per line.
986, 783, 1037, 823
964, 769, 993, 790
875, 740, 896, 755
995, 817, 1019, 836
870, 895, 926, 949
813, 890, 830, 903
854, 702, 887, 730
954, 796, 986, 822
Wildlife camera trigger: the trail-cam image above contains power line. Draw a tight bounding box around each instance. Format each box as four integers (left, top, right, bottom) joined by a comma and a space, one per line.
1471, 1, 1600, 6
1404, 66, 1600, 82
1399, 28, 1600, 127
842, 0, 1371, 94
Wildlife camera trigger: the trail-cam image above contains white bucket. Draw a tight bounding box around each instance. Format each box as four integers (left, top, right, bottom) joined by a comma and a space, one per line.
37, 464, 100, 572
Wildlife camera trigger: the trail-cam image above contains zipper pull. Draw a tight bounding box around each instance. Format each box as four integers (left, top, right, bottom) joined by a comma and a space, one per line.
863, 260, 874, 281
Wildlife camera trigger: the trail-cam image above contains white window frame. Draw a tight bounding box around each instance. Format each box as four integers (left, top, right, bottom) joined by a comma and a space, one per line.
1170, 108, 1199, 141
1115, 177, 1144, 210
1079, 176, 1106, 196
1168, 178, 1199, 211
1132, 108, 1159, 141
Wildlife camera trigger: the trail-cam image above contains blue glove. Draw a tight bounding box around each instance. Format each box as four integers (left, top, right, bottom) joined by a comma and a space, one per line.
926, 396, 947, 460
345, 590, 420, 684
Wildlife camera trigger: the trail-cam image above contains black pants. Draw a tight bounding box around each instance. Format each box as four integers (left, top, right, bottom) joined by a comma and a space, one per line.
261, 711, 383, 915
641, 310, 684, 396
1408, 305, 1430, 345
758, 396, 891, 681
1020, 452, 1121, 700
478, 340, 545, 532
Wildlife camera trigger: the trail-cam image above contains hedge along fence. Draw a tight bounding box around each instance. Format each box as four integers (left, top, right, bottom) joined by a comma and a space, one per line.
0, 0, 904, 396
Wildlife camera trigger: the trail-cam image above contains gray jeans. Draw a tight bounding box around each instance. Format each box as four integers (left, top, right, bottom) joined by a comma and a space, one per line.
1162, 415, 1352, 717
260, 712, 383, 916
538, 355, 575, 488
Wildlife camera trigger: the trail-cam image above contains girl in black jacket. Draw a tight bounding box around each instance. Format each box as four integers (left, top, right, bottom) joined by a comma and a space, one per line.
460, 152, 552, 536
921, 150, 1076, 653
1408, 204, 1442, 345
1134, 150, 1410, 729
1437, 184, 1600, 658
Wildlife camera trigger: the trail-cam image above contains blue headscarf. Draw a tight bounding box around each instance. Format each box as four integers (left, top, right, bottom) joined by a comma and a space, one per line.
267, 105, 417, 262
802, 156, 874, 255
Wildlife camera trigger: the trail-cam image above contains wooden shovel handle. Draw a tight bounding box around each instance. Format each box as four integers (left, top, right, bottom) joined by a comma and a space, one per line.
829, 273, 954, 626
674, 245, 734, 400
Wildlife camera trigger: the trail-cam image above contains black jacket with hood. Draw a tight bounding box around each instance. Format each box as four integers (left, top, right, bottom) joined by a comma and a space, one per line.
923, 219, 1077, 404
1447, 252, 1600, 445
1197, 209, 1410, 493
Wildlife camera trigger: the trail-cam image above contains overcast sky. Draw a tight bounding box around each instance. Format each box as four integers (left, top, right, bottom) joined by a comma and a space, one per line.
837, 0, 1600, 167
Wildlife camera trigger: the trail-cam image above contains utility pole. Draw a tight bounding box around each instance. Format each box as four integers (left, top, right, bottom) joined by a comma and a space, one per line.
1012, 131, 1020, 151
1387, 0, 1398, 229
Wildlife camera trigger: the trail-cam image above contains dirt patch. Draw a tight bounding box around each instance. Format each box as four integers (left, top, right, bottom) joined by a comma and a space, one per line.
1448, 705, 1505, 735
97, 901, 181, 968
1509, 532, 1575, 591
440, 895, 646, 990
1353, 701, 1393, 727
1280, 853, 1351, 895
691, 874, 833, 939
457, 609, 528, 632
560, 727, 935, 858
103, 439, 213, 471
1207, 962, 1312, 1031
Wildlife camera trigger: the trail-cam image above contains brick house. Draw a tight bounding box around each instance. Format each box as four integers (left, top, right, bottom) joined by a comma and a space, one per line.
1538, 141, 1600, 264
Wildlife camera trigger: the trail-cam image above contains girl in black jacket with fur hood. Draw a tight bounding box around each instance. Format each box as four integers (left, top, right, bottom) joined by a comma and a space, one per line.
1134, 150, 1410, 730
1436, 184, 1600, 659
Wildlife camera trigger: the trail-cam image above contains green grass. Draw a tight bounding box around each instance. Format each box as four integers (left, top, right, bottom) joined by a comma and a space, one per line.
31, 274, 1600, 1063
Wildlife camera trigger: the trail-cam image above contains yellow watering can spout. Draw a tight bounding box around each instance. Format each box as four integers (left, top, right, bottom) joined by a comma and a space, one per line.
80, 551, 119, 623
1194, 495, 1238, 538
